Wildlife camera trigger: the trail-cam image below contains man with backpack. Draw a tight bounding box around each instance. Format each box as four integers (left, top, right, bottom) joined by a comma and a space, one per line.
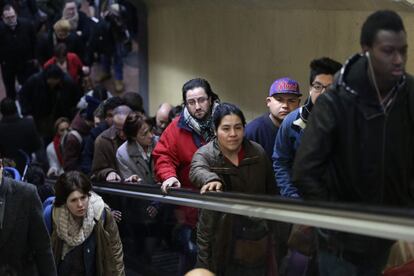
62, 96, 100, 171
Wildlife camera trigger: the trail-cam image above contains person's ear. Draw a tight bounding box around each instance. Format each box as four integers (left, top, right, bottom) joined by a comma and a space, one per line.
362, 45, 370, 55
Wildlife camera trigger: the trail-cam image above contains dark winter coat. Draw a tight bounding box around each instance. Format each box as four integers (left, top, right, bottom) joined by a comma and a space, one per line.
292, 53, 414, 256
0, 114, 41, 158
190, 138, 278, 274
19, 71, 82, 139
293, 53, 414, 207
80, 121, 109, 175
0, 177, 56, 275
62, 112, 92, 171
0, 18, 36, 65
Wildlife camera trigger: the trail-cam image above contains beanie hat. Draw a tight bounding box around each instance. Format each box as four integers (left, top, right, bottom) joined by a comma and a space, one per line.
269, 77, 301, 97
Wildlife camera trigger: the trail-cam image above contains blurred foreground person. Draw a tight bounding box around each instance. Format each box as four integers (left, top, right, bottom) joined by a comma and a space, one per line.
48, 171, 125, 275
293, 10, 414, 275
0, 158, 56, 275
185, 268, 215, 276
190, 103, 278, 275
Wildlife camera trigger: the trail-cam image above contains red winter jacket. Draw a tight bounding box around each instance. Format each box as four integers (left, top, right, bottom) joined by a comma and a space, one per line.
44, 52, 83, 83
152, 115, 206, 227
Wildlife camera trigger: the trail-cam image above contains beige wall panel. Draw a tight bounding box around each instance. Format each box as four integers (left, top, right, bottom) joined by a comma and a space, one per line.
148, 2, 414, 120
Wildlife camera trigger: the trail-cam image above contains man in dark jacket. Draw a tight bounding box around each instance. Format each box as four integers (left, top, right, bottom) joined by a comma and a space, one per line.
0, 98, 41, 172
245, 77, 301, 161
62, 99, 97, 172
0, 5, 38, 99
19, 64, 82, 141
0, 160, 57, 275
80, 96, 124, 174
293, 10, 414, 275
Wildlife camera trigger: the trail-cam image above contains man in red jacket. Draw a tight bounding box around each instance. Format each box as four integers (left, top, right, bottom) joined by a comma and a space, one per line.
152, 78, 219, 273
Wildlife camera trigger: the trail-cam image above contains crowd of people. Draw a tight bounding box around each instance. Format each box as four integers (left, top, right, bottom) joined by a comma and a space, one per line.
0, 4, 413, 276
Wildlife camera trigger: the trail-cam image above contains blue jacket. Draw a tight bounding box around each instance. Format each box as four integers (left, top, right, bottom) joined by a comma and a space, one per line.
273, 108, 304, 198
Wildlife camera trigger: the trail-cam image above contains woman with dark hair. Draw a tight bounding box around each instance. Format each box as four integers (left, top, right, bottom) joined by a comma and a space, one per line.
116, 111, 155, 183
190, 103, 278, 275
115, 111, 159, 263
48, 171, 125, 275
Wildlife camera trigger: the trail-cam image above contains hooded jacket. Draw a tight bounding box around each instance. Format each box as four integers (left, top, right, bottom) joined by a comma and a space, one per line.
292, 53, 414, 258
293, 53, 414, 207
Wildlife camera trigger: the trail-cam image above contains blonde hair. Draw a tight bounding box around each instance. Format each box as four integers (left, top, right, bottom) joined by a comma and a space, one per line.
53, 19, 71, 33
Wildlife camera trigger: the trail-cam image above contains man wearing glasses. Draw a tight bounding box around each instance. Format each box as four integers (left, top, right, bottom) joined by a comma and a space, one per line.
153, 78, 220, 196
273, 57, 341, 198
152, 78, 220, 273
245, 77, 302, 161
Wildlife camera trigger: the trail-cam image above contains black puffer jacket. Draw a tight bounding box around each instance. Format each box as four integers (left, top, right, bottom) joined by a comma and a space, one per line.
293, 53, 414, 208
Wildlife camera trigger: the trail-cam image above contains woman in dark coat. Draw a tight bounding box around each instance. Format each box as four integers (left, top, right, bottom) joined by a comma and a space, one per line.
190, 103, 278, 275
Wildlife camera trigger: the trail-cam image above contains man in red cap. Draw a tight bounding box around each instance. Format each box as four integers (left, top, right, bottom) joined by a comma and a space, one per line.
245, 77, 301, 161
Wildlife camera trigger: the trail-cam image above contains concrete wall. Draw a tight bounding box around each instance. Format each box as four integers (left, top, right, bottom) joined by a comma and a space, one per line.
146, 0, 414, 119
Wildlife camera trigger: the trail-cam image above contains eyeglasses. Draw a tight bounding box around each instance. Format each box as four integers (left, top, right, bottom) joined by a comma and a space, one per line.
186, 97, 209, 106
312, 82, 330, 93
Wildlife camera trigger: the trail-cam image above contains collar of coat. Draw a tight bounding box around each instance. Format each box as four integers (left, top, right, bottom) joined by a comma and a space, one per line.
334, 53, 407, 119
212, 138, 261, 168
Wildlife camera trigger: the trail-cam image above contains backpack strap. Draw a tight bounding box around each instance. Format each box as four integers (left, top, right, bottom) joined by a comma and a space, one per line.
43, 203, 53, 234
42, 196, 55, 234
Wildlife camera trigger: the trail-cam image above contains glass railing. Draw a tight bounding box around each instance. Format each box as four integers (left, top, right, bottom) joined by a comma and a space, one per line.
48, 179, 414, 275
